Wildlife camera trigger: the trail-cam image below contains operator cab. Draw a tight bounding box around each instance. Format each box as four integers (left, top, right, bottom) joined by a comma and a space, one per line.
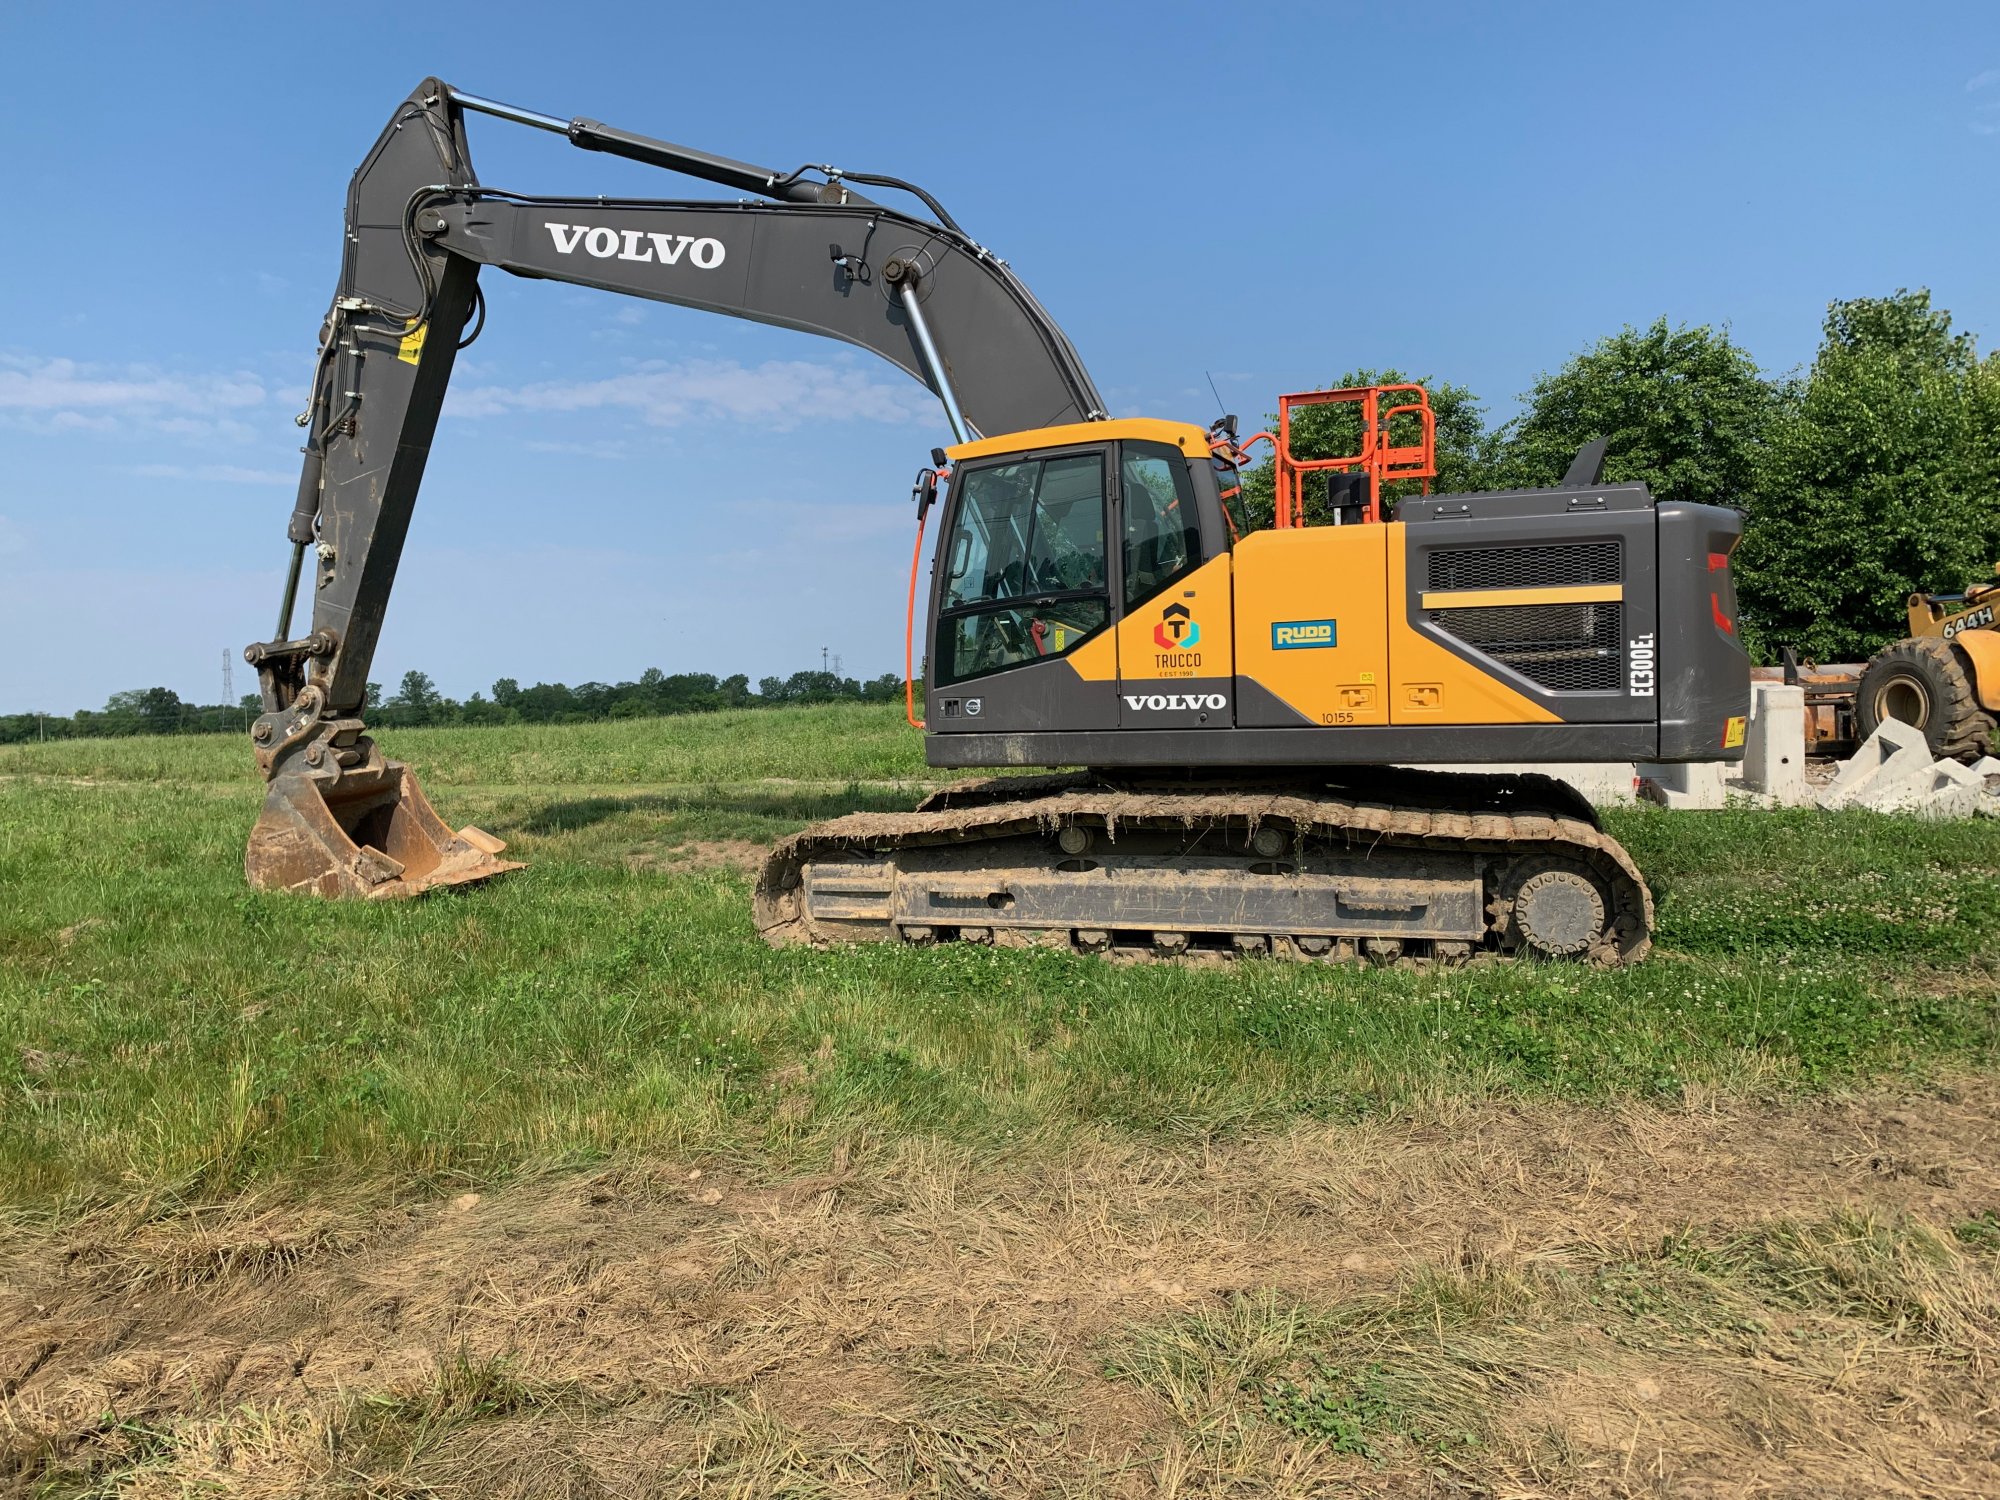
918, 419, 1233, 735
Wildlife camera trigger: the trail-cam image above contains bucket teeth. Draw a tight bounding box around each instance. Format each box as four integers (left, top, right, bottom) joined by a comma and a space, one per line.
245, 755, 521, 900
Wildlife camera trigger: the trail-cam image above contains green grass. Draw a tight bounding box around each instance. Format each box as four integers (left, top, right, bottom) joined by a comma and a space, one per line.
0, 701, 929, 787
1, 703, 1996, 1210
1104, 1205, 2000, 1476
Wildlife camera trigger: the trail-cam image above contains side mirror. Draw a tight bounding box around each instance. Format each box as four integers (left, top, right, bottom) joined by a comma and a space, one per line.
910, 466, 939, 519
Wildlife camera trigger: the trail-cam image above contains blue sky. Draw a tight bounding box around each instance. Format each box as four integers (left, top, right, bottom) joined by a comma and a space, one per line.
3, 0, 1996, 714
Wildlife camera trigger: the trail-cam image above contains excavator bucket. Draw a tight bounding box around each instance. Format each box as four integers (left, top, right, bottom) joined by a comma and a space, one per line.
245, 755, 521, 900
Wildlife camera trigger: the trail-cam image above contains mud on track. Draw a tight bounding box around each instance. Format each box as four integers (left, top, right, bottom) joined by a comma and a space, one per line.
4, 1081, 1998, 1496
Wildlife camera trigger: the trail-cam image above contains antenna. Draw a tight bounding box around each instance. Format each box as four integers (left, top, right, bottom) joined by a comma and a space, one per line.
1204, 370, 1227, 418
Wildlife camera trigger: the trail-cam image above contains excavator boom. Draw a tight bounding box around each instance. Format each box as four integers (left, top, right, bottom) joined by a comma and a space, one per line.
246, 79, 1102, 898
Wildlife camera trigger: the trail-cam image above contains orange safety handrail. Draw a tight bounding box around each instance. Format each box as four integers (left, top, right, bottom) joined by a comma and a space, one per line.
1270, 384, 1436, 527
1209, 429, 1274, 542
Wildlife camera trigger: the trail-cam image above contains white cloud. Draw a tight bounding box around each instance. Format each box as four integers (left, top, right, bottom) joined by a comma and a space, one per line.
445, 357, 932, 431
1971, 68, 2000, 133
128, 463, 297, 485
0, 354, 268, 438
522, 438, 631, 460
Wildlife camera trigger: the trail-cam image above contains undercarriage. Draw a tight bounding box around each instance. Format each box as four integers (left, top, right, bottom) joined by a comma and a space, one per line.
755, 768, 1652, 966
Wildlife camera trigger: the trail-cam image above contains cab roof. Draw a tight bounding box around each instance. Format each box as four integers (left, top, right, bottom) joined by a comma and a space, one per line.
944, 418, 1213, 464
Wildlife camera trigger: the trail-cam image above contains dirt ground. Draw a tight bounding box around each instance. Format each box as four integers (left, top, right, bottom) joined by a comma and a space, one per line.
4, 1082, 1997, 1497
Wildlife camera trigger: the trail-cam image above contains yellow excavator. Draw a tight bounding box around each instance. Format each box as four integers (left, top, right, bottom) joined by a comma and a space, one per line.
244, 81, 1751, 965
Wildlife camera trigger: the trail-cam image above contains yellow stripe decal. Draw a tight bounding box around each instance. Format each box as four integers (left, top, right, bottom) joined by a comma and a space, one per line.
1420, 583, 1624, 610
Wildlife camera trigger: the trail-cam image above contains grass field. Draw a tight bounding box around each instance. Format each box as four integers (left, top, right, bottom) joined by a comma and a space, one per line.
2, 704, 1997, 1495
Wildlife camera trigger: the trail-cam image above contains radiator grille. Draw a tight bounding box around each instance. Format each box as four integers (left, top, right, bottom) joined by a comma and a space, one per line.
1428, 602, 1623, 692
1423, 542, 1626, 693
1426, 542, 1621, 592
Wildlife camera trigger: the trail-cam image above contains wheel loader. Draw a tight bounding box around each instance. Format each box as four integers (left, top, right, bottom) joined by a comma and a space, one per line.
243, 80, 1751, 965
1853, 570, 2000, 761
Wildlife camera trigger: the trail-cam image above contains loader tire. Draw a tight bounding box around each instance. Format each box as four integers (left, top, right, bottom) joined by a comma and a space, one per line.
1856, 637, 1997, 762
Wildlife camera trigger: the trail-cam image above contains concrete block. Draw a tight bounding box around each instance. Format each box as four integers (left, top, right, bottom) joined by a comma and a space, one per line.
1872, 756, 1986, 818
1975, 758, 2000, 816
1819, 747, 1993, 819
1742, 683, 1811, 804
1820, 718, 1933, 810
1722, 778, 1777, 808
1638, 760, 1729, 809
1398, 762, 1639, 806
1528, 763, 1640, 806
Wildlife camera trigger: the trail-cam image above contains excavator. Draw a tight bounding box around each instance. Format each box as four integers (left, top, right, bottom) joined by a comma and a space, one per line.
245, 80, 1750, 965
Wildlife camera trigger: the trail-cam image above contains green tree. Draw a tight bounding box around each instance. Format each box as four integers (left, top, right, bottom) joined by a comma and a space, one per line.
383, 669, 444, 726
1238, 368, 1494, 528
103, 686, 185, 734
1735, 290, 2000, 660
1492, 318, 1774, 505
458, 690, 512, 726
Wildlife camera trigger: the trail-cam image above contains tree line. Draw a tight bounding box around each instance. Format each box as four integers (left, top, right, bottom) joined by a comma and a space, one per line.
0, 669, 907, 744
1247, 288, 1999, 662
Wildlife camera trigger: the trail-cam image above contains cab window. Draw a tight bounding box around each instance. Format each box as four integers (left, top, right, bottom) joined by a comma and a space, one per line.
936, 451, 1109, 685
1211, 454, 1251, 541
1121, 441, 1202, 607
941, 454, 1106, 609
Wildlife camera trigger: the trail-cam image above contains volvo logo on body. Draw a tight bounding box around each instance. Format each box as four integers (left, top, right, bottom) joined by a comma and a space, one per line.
544, 222, 727, 270
1123, 692, 1228, 712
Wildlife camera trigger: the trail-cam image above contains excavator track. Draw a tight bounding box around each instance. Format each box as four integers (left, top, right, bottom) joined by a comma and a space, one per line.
755, 769, 1652, 966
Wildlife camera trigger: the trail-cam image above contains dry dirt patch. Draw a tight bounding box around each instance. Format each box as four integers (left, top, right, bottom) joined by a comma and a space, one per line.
3, 1082, 1997, 1496
621, 838, 766, 876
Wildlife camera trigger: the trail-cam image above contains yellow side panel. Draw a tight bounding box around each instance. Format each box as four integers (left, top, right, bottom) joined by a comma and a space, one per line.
1232, 526, 1390, 724
1116, 554, 1234, 683
1953, 627, 2000, 712
1066, 616, 1119, 683
1387, 525, 1559, 725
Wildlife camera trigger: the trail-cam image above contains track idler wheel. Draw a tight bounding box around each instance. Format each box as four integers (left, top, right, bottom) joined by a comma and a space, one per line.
1499, 858, 1610, 959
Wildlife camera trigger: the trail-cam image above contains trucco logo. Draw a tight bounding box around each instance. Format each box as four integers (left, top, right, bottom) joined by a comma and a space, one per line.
1273, 618, 1338, 650
1154, 602, 1201, 651
545, 223, 727, 269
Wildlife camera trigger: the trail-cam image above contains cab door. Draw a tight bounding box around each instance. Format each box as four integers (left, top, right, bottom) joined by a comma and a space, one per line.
1113, 440, 1234, 728
925, 445, 1121, 734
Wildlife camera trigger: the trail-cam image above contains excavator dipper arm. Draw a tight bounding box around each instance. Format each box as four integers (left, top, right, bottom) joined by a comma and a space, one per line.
243, 79, 1103, 898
